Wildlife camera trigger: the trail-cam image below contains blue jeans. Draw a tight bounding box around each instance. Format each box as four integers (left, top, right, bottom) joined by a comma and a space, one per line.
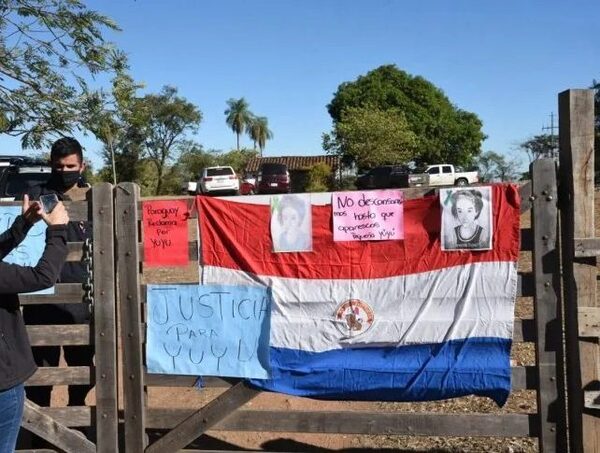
0, 384, 24, 453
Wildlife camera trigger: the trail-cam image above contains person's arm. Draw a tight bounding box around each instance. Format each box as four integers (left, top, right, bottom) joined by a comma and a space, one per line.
0, 215, 33, 260
0, 195, 42, 260
0, 225, 67, 294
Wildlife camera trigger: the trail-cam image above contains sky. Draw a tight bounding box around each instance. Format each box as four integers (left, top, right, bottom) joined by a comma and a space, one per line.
1, 0, 598, 170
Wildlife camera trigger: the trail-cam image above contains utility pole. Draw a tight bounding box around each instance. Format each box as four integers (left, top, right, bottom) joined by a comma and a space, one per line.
542, 112, 558, 158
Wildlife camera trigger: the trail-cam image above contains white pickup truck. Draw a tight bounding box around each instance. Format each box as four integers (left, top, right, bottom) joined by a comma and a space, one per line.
409, 164, 479, 187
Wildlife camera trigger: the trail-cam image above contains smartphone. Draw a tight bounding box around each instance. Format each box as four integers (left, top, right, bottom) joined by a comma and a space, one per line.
40, 194, 59, 214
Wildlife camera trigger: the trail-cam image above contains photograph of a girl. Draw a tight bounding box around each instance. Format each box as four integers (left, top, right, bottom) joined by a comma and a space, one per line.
440, 187, 492, 251
271, 194, 312, 253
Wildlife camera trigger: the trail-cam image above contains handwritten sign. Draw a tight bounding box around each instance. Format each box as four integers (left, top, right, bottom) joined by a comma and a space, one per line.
332, 190, 404, 242
0, 206, 54, 295
146, 284, 272, 379
143, 200, 189, 267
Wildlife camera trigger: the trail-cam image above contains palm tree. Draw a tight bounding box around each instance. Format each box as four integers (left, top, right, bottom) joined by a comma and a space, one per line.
247, 116, 273, 157
224, 98, 253, 150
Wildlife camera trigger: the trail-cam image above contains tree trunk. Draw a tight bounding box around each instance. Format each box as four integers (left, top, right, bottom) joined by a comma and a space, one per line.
109, 140, 117, 186
236, 132, 240, 151
154, 158, 165, 195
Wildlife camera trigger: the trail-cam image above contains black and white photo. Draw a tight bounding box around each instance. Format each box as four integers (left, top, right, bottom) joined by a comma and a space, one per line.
440, 187, 492, 251
271, 194, 312, 253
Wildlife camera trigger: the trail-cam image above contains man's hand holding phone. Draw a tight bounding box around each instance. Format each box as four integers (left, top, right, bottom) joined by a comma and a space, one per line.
41, 201, 69, 226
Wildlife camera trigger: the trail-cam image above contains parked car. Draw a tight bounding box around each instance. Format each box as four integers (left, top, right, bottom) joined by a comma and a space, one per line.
256, 163, 290, 194
355, 165, 419, 190
196, 166, 240, 195
240, 181, 256, 195
409, 164, 479, 187
181, 180, 197, 195
0, 161, 53, 201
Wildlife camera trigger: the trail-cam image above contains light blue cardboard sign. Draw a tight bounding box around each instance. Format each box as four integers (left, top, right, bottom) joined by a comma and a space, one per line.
0, 206, 54, 295
146, 284, 272, 379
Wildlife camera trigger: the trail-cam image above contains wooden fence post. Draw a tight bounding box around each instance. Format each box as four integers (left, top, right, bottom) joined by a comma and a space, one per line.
116, 183, 146, 452
531, 159, 566, 452
91, 183, 119, 452
558, 88, 599, 453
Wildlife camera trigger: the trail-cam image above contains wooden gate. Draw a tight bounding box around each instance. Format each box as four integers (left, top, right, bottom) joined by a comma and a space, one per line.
113, 157, 567, 452
11, 88, 599, 452
14, 183, 118, 453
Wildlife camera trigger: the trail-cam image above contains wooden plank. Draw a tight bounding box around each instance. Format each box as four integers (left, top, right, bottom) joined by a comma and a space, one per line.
145, 409, 537, 437
64, 200, 89, 222
519, 181, 533, 213
36, 407, 93, 427
90, 183, 119, 453
25, 366, 91, 385
66, 242, 84, 261
512, 365, 538, 390
21, 400, 95, 453
20, 283, 82, 305
574, 237, 600, 258
145, 382, 260, 453
558, 88, 599, 453
515, 318, 536, 342
521, 228, 534, 251
143, 366, 537, 391
115, 182, 147, 452
518, 273, 535, 297
531, 158, 566, 452
578, 307, 600, 337
26, 325, 91, 346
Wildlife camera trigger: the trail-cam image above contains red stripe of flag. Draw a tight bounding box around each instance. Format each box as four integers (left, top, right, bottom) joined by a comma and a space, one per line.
197, 184, 520, 280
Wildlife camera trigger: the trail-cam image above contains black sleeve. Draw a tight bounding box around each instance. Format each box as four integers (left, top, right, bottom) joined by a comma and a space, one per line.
0, 225, 68, 294
0, 215, 33, 260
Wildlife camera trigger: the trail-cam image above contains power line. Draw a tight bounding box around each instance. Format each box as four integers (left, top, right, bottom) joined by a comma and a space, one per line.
542, 112, 558, 136
541, 112, 559, 159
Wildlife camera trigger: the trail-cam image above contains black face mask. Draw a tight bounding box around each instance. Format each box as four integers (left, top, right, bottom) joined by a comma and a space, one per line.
51, 170, 81, 191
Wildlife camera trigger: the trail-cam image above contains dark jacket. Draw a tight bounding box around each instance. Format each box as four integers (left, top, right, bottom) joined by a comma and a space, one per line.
0, 216, 67, 390
20, 182, 92, 324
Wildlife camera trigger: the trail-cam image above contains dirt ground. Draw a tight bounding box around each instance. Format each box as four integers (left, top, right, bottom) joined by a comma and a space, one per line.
50, 189, 593, 452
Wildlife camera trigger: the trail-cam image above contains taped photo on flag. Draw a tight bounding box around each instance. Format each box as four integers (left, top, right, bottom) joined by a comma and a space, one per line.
270, 194, 312, 253
440, 187, 493, 251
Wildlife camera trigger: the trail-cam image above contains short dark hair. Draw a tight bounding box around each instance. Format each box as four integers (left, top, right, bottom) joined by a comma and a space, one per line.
450, 189, 484, 219
50, 137, 83, 164
277, 194, 306, 226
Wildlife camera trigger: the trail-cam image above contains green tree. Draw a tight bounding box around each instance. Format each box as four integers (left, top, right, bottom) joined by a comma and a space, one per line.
476, 151, 521, 182
306, 163, 332, 192
225, 98, 253, 150
519, 134, 558, 163
247, 116, 273, 156
326, 65, 485, 167
0, 0, 126, 148
216, 148, 259, 174
174, 141, 219, 182
323, 105, 418, 169
140, 86, 202, 195
84, 73, 145, 184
